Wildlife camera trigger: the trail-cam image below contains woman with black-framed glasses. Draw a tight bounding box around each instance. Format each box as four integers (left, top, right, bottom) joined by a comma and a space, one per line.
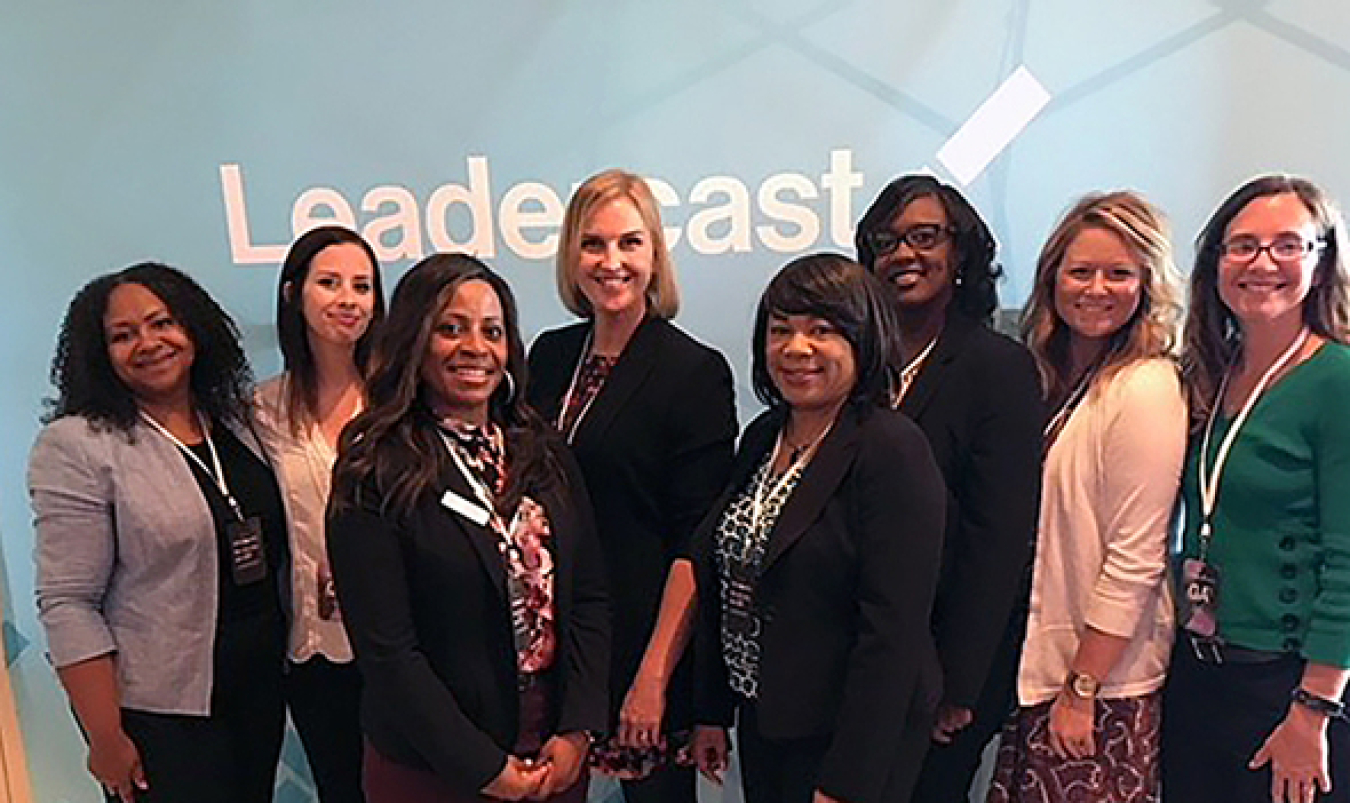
855, 174, 1044, 802
1164, 174, 1350, 803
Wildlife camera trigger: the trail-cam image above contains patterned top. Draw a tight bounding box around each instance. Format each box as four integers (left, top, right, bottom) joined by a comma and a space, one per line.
557, 353, 615, 440
714, 454, 803, 700
440, 419, 557, 674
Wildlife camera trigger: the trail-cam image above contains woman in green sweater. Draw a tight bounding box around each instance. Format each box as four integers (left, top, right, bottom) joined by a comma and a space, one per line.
1165, 174, 1350, 803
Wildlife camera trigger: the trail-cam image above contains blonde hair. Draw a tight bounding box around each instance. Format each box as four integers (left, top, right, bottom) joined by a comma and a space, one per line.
556, 169, 680, 319
1020, 190, 1183, 401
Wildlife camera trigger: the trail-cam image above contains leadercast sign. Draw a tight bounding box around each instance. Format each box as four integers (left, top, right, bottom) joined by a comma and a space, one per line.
220, 149, 867, 265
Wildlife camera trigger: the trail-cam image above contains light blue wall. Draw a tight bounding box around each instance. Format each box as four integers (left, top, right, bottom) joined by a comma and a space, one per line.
5, 2, 1350, 800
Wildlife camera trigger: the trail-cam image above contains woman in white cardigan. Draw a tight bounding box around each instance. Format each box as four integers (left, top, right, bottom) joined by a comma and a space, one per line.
988, 192, 1187, 802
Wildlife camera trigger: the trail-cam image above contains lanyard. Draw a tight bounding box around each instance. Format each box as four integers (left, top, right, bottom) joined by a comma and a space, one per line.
1042, 359, 1104, 449
1196, 328, 1310, 559
437, 428, 500, 515
141, 410, 244, 521
750, 419, 833, 528
556, 331, 607, 445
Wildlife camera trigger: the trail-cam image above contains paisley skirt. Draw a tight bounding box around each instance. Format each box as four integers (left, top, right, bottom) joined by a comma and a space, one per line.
987, 691, 1161, 803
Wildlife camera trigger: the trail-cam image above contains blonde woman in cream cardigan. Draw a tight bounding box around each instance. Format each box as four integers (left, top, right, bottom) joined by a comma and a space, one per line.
988, 192, 1186, 803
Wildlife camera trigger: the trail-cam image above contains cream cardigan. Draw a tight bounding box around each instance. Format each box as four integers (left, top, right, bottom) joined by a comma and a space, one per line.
1017, 358, 1187, 705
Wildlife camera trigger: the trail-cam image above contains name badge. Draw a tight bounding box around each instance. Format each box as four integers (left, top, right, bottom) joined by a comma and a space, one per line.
441, 489, 491, 527
1180, 557, 1221, 638
228, 515, 268, 586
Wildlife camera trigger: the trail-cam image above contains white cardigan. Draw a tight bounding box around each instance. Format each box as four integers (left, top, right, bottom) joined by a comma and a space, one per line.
1017, 358, 1187, 706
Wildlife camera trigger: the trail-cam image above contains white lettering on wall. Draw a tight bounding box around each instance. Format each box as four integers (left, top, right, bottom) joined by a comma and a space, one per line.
220, 149, 866, 265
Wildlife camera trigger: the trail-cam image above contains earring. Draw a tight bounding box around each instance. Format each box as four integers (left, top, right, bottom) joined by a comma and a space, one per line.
500, 370, 517, 404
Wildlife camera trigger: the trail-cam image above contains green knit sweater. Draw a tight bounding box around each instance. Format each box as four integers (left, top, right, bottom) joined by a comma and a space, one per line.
1180, 342, 1350, 668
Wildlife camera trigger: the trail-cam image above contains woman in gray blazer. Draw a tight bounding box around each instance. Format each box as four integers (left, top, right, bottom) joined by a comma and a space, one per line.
29, 263, 289, 803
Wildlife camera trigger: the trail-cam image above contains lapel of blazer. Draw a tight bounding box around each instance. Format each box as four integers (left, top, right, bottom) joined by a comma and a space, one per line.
900, 312, 979, 421
759, 407, 862, 573
533, 323, 590, 423
571, 316, 662, 445
436, 458, 508, 600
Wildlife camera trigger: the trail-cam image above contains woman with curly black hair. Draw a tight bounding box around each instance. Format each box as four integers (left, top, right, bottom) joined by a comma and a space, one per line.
30, 263, 289, 803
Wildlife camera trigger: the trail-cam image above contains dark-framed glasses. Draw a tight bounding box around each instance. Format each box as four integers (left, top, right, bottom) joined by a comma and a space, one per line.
1220, 234, 1324, 265
865, 224, 955, 257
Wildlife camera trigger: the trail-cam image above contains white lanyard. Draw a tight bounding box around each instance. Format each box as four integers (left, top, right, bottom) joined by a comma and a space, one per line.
556, 331, 609, 445
1197, 328, 1310, 557
141, 410, 243, 521
750, 420, 833, 528
893, 335, 939, 405
437, 428, 499, 515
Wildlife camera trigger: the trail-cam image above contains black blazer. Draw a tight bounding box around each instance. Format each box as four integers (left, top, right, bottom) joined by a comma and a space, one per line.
899, 312, 1044, 708
527, 316, 736, 725
694, 404, 946, 803
327, 439, 610, 793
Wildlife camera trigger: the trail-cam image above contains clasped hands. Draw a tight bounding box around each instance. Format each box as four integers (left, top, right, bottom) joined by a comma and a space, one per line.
481, 731, 590, 801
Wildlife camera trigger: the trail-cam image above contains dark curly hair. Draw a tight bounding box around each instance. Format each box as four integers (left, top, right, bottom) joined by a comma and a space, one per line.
45, 262, 254, 431
855, 174, 1002, 322
751, 252, 902, 411
331, 253, 562, 519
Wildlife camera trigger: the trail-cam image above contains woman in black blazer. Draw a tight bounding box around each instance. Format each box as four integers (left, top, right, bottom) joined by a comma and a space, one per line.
328, 254, 609, 803
855, 175, 1044, 802
692, 253, 947, 803
527, 170, 737, 801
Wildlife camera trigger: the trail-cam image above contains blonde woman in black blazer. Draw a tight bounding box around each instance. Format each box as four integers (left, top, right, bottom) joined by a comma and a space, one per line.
528, 170, 736, 802
692, 254, 947, 803
328, 255, 609, 802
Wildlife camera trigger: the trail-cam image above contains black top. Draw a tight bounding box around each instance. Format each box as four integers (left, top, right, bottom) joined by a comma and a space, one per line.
181, 421, 289, 622
527, 316, 736, 728
898, 312, 1044, 708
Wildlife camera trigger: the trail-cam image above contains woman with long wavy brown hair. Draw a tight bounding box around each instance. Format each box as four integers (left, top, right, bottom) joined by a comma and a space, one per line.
1164, 175, 1350, 803
328, 253, 609, 802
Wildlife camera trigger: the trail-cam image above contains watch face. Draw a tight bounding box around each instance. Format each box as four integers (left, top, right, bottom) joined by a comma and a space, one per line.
1071, 673, 1100, 698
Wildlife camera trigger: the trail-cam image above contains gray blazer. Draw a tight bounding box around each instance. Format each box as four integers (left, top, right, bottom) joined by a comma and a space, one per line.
29, 414, 271, 716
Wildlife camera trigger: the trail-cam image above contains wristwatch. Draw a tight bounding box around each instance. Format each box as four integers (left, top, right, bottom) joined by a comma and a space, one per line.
1065, 670, 1101, 701
1291, 687, 1347, 720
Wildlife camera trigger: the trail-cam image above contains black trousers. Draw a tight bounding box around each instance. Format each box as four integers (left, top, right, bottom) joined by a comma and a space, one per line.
735, 702, 832, 803
287, 655, 366, 803
617, 764, 696, 803
911, 607, 1024, 803
114, 607, 286, 803
1162, 638, 1350, 802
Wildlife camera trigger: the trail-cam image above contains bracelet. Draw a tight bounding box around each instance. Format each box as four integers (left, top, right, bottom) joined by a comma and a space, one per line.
1290, 687, 1347, 720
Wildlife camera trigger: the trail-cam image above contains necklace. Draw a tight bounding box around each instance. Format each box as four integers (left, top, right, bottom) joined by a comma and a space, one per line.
779, 417, 833, 468
894, 335, 940, 405
752, 417, 835, 527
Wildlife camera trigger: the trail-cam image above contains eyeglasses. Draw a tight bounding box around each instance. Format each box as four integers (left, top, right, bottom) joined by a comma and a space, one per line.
1220, 234, 1323, 265
865, 224, 955, 257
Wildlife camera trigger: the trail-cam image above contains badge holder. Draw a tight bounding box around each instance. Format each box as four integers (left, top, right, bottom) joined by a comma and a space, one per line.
1180, 523, 1223, 664
227, 514, 268, 586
